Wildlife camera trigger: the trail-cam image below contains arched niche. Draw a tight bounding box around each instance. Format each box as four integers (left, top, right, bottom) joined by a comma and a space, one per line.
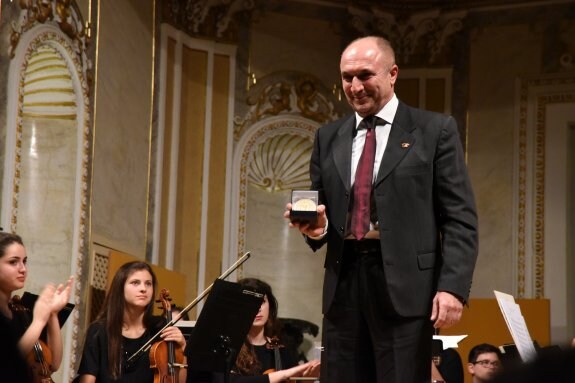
229, 116, 326, 352
2, 14, 92, 382
227, 71, 347, 357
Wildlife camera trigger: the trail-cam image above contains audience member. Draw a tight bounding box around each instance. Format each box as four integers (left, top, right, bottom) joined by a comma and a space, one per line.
467, 343, 503, 383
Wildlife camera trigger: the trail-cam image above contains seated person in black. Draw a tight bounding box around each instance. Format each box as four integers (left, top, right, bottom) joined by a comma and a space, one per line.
437, 347, 464, 383
188, 278, 320, 383
76, 261, 187, 383
0, 231, 72, 382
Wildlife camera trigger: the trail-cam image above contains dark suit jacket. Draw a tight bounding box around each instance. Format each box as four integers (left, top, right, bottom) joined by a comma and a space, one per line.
308, 101, 478, 317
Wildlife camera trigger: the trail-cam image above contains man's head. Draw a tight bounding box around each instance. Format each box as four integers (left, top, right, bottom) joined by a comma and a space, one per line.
340, 36, 398, 117
468, 343, 503, 382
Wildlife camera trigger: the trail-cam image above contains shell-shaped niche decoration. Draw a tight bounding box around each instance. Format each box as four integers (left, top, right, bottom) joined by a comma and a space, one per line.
247, 133, 312, 192
22, 44, 77, 119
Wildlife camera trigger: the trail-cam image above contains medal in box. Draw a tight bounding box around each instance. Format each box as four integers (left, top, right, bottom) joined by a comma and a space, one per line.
290, 190, 318, 224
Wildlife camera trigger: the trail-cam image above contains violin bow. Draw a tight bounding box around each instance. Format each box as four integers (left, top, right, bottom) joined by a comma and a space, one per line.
126, 251, 252, 365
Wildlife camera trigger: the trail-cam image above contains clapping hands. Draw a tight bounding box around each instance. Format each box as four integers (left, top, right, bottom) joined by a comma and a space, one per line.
33, 276, 73, 325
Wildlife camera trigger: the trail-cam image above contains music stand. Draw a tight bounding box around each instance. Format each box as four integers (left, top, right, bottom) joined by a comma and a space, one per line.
186, 279, 263, 383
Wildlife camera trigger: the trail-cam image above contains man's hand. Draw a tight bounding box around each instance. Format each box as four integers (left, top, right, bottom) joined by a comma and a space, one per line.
430, 291, 463, 329
284, 203, 327, 238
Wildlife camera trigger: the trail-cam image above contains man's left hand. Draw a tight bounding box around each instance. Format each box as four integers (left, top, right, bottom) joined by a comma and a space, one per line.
430, 291, 463, 329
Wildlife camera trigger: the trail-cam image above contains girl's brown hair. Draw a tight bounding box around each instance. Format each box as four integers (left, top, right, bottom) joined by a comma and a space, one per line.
234, 278, 280, 375
96, 261, 157, 379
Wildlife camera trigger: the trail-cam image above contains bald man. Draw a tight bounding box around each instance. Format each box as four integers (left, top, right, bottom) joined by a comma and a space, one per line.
285, 36, 478, 383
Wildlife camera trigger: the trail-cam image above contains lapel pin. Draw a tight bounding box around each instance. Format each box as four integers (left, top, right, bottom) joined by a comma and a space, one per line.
401, 142, 410, 148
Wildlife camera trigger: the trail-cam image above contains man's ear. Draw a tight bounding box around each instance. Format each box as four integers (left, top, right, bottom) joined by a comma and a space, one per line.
467, 363, 475, 375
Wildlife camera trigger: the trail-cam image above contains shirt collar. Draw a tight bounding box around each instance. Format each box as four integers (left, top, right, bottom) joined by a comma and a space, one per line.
354, 93, 398, 130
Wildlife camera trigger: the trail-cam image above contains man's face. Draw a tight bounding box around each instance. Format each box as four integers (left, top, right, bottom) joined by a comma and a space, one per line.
340, 39, 398, 117
468, 352, 501, 382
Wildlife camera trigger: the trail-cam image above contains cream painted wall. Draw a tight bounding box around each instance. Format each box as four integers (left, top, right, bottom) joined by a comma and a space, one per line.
467, 24, 542, 298
545, 102, 575, 343
91, 0, 154, 256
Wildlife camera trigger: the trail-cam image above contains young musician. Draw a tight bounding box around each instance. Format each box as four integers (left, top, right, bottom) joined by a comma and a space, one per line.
77, 261, 187, 383
0, 231, 73, 381
190, 278, 320, 383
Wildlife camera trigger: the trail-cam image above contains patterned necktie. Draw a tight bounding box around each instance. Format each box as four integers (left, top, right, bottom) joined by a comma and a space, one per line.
351, 116, 377, 240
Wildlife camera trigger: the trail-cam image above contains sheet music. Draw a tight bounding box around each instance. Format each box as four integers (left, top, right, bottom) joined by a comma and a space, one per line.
494, 290, 538, 362
174, 320, 196, 328
433, 335, 467, 349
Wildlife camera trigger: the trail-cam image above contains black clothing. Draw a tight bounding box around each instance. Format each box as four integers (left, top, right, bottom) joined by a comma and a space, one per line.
0, 312, 33, 383
437, 348, 464, 383
321, 243, 433, 383
77, 317, 165, 383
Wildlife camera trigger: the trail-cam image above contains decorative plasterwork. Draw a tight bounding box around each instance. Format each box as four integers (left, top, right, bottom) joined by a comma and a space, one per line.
10, 30, 91, 379
247, 133, 312, 192
516, 76, 575, 298
347, 7, 467, 64
162, 0, 258, 41
234, 71, 346, 140
235, 120, 316, 272
9, 0, 91, 79
22, 44, 77, 119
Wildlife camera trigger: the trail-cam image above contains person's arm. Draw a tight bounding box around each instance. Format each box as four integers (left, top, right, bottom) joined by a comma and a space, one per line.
46, 277, 73, 370
18, 284, 55, 355
430, 116, 478, 329
267, 360, 321, 383
79, 374, 96, 383
76, 323, 103, 382
46, 313, 63, 370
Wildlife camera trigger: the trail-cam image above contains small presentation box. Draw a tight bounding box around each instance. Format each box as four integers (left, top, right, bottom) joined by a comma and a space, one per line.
290, 190, 318, 224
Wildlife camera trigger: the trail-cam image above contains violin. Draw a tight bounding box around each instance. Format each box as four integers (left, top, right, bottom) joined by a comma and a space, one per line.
150, 289, 187, 383
9, 295, 55, 383
263, 336, 285, 375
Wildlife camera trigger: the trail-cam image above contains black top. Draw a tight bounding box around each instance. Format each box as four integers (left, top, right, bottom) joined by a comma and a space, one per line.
188, 343, 298, 383
0, 312, 33, 383
437, 348, 464, 383
77, 317, 165, 383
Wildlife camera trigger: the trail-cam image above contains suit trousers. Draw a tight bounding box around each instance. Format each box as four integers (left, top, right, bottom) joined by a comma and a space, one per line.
321, 240, 433, 383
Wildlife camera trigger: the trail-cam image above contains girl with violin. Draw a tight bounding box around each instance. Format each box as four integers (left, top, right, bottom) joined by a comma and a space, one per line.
207, 278, 320, 383
77, 261, 187, 383
0, 231, 74, 382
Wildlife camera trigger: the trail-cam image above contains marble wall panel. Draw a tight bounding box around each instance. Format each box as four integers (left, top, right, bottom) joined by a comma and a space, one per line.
17, 118, 77, 291
91, 0, 154, 256
467, 24, 542, 297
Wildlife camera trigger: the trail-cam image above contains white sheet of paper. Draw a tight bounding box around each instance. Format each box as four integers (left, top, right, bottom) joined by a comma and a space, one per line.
494, 290, 538, 362
433, 335, 468, 349
174, 320, 196, 328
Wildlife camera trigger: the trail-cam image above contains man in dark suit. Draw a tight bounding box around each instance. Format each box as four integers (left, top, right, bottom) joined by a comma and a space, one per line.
285, 36, 478, 382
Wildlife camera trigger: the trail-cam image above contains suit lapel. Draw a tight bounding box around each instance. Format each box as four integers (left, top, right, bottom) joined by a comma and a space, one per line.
332, 116, 355, 192
375, 102, 415, 186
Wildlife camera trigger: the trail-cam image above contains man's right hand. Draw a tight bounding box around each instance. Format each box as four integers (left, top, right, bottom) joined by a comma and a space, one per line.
284, 203, 327, 238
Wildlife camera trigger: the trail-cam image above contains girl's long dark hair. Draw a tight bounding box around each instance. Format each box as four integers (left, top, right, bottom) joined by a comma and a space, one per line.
0, 232, 24, 258
96, 261, 157, 379
234, 278, 280, 375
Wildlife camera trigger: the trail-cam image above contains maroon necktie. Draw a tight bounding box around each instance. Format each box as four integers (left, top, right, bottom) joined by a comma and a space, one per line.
351, 116, 377, 240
